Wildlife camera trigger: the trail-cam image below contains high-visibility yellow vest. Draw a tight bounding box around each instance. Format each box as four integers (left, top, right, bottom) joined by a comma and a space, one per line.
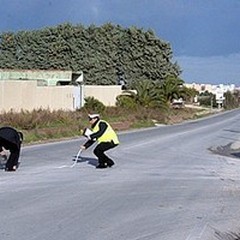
92, 120, 119, 144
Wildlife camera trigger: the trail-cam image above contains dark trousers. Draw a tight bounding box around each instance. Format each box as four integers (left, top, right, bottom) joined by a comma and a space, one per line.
93, 141, 117, 166
5, 148, 20, 170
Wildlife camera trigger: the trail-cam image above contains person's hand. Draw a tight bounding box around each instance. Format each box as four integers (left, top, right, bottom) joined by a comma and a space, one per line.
0, 150, 7, 156
80, 145, 86, 150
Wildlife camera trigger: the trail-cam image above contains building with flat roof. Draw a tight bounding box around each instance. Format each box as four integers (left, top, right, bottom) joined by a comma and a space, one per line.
0, 69, 83, 86
184, 82, 236, 94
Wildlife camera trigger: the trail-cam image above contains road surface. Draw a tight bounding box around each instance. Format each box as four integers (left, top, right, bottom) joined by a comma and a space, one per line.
1, 109, 240, 240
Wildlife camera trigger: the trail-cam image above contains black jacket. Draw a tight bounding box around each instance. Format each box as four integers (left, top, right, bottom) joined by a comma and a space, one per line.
0, 127, 23, 151
83, 119, 107, 149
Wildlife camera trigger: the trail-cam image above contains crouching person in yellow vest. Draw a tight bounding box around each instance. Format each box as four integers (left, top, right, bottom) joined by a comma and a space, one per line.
81, 114, 119, 169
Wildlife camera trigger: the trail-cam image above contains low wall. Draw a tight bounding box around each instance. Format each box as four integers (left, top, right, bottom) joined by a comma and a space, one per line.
0, 81, 123, 112
0, 80, 76, 112
84, 85, 122, 106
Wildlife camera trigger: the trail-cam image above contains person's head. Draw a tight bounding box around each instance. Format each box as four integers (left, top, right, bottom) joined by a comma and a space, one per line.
88, 114, 100, 124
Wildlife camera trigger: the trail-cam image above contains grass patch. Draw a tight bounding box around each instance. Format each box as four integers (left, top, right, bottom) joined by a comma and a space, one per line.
130, 119, 155, 129
0, 106, 210, 145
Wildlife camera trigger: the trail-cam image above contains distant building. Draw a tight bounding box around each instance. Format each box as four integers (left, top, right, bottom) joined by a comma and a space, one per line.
184, 82, 236, 94
184, 82, 237, 108
0, 69, 83, 86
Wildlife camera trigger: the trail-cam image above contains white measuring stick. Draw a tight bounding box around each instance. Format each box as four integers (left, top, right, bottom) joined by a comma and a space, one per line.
71, 149, 83, 168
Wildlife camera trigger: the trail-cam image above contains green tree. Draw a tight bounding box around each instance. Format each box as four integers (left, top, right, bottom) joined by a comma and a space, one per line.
83, 96, 106, 113
160, 75, 185, 104
181, 86, 199, 103
0, 23, 181, 86
119, 80, 167, 109
223, 91, 239, 109
233, 89, 240, 106
198, 91, 216, 107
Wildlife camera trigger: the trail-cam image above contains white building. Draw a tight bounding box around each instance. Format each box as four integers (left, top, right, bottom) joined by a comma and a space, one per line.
184, 83, 236, 94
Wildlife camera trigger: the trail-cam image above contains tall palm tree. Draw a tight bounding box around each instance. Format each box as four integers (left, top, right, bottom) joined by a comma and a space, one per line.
181, 86, 199, 103
121, 80, 167, 109
161, 75, 185, 104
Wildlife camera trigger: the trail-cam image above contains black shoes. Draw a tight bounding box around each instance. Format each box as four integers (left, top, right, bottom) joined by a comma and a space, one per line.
96, 161, 115, 169
96, 163, 108, 169
5, 168, 16, 172
107, 160, 115, 168
5, 165, 17, 172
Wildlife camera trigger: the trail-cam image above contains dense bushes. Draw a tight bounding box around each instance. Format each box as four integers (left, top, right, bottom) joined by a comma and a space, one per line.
116, 94, 138, 109
83, 97, 106, 113
223, 91, 240, 109
0, 109, 87, 143
0, 103, 203, 144
0, 23, 181, 87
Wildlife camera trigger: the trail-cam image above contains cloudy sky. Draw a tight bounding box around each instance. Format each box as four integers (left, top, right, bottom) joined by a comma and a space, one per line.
0, 0, 239, 86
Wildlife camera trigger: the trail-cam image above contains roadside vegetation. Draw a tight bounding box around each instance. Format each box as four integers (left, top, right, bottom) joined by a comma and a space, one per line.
0, 104, 202, 145
0, 23, 239, 145
1, 77, 238, 145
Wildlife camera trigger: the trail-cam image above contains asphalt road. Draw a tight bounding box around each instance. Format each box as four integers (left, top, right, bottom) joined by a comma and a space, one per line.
1, 109, 240, 240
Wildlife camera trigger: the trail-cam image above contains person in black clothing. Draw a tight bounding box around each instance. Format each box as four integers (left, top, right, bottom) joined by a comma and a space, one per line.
81, 114, 120, 169
0, 127, 23, 171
